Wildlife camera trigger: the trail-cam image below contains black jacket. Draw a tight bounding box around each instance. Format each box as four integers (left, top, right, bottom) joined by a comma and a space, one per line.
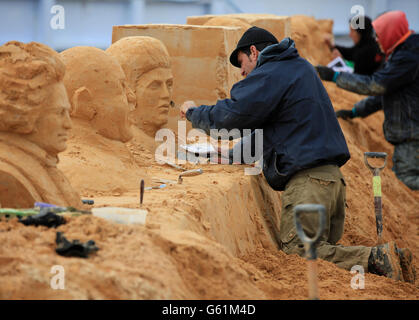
336, 34, 419, 145
186, 38, 350, 191
335, 37, 382, 75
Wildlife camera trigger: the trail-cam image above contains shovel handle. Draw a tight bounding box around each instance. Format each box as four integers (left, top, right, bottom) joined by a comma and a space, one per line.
364, 152, 387, 173
364, 153, 386, 244
293, 204, 326, 260
307, 260, 319, 300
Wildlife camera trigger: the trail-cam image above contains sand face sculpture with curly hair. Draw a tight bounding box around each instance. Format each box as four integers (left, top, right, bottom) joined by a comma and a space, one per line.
106, 36, 173, 138
0, 41, 82, 208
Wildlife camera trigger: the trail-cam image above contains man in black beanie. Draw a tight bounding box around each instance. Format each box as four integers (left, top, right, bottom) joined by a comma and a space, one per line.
180, 26, 415, 283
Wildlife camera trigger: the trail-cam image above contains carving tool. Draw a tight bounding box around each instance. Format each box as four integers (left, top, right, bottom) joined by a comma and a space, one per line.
140, 179, 144, 207
178, 168, 203, 184
164, 161, 186, 171
152, 177, 178, 185
144, 184, 167, 191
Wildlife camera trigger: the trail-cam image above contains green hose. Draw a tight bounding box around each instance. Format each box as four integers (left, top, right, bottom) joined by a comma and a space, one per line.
0, 207, 91, 219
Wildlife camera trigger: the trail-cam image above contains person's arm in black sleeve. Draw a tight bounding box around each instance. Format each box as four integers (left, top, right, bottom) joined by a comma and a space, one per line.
352, 46, 374, 75
334, 44, 355, 61
353, 95, 382, 117
334, 51, 418, 95
336, 95, 382, 120
186, 71, 281, 137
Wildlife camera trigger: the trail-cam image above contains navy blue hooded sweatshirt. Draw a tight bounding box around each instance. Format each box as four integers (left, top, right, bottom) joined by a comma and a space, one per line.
186, 38, 350, 191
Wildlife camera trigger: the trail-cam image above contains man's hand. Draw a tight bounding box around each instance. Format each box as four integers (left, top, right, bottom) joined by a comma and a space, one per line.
315, 65, 336, 81
336, 109, 354, 120
180, 100, 197, 119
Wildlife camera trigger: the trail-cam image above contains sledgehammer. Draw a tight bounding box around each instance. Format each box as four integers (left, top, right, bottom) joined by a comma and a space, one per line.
363, 152, 387, 245
293, 204, 326, 300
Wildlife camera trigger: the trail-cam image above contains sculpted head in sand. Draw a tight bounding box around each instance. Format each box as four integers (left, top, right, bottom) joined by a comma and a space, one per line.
106, 36, 173, 137
0, 41, 80, 208
60, 46, 136, 143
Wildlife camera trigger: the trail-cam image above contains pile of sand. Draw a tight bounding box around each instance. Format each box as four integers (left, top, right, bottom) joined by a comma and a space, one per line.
0, 15, 418, 299
290, 15, 334, 65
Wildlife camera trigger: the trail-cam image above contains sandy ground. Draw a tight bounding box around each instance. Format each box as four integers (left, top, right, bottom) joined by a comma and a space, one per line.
0, 16, 418, 300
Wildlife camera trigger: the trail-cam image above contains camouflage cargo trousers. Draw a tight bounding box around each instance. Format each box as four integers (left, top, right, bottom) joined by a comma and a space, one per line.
393, 140, 419, 190
279, 165, 371, 271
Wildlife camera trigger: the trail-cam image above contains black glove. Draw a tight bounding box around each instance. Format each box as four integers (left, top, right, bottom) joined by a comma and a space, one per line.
20, 211, 66, 228
335, 109, 354, 120
315, 65, 336, 81
55, 232, 99, 258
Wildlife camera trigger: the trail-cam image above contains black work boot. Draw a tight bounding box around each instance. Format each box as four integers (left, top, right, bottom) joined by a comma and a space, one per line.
368, 241, 403, 281
397, 247, 416, 284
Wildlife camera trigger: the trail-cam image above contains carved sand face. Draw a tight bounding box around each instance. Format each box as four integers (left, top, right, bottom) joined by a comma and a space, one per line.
26, 82, 72, 155
61, 47, 136, 143
106, 37, 173, 137
134, 67, 173, 134
91, 71, 136, 143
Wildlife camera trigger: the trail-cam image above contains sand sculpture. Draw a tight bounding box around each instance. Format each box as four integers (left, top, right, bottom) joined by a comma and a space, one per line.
1, 15, 418, 300
290, 15, 334, 65
203, 16, 252, 32
187, 14, 332, 65
187, 14, 291, 46
106, 36, 173, 138
111, 24, 247, 159
60, 46, 135, 143
58, 46, 147, 195
0, 41, 81, 208
111, 24, 243, 108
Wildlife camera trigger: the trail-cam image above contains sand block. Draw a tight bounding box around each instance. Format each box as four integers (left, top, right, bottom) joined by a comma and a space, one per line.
187, 14, 291, 42
290, 15, 334, 65
92, 207, 148, 225
187, 14, 333, 65
112, 24, 243, 106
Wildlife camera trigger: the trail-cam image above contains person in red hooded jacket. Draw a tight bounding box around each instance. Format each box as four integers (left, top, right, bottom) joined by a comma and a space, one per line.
316, 11, 419, 191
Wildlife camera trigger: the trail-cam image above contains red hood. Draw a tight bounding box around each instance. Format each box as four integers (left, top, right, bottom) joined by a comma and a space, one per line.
372, 11, 411, 57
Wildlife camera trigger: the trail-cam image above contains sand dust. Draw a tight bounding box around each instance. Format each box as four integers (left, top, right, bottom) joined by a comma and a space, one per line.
0, 15, 418, 300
